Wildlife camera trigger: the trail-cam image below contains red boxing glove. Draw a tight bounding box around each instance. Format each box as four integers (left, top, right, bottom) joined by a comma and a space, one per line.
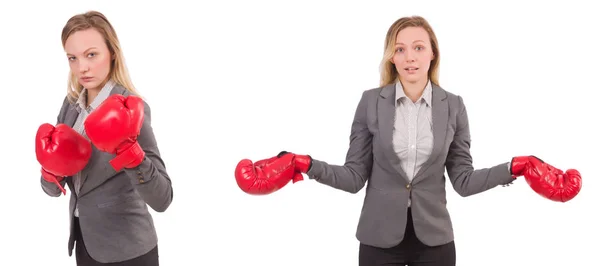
84, 94, 145, 172
511, 156, 582, 202
35, 123, 92, 195
235, 153, 303, 195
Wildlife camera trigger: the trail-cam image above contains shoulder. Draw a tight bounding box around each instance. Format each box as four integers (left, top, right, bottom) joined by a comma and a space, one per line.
363, 84, 391, 96
362, 86, 383, 95
355, 86, 383, 110
350, 83, 395, 111
59, 95, 71, 110
56, 95, 76, 123
359, 83, 395, 102
433, 84, 466, 110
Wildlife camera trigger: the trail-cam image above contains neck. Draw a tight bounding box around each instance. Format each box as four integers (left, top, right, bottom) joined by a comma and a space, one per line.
400, 78, 428, 103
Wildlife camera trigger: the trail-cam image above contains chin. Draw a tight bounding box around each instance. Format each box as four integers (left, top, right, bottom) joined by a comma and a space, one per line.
401, 74, 428, 84
80, 82, 97, 90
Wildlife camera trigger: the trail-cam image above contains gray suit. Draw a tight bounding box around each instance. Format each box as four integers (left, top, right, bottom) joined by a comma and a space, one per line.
40, 85, 174, 263
306, 83, 513, 248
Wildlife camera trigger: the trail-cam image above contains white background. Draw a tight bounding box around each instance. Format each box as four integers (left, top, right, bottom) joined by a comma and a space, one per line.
1, 0, 598, 265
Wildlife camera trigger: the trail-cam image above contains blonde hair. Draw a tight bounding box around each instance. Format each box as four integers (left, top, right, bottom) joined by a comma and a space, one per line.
61, 10, 140, 103
379, 16, 441, 87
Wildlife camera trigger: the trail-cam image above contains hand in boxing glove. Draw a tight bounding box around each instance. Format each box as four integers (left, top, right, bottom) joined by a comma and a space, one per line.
35, 123, 92, 195
235, 153, 303, 195
510, 156, 582, 202
84, 94, 145, 172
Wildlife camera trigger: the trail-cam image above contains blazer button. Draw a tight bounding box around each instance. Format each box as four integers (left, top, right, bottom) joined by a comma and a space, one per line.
406, 184, 411, 189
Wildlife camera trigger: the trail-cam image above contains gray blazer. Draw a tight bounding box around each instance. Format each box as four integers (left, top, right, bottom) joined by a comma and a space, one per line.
40, 85, 174, 263
306, 83, 513, 248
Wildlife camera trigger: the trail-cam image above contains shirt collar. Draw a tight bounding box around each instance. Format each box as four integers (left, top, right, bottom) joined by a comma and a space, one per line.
76, 79, 116, 111
395, 79, 432, 107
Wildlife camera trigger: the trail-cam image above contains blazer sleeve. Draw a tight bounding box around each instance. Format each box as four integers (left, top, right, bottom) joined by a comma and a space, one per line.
40, 97, 69, 197
122, 100, 174, 212
445, 95, 514, 197
305, 90, 373, 194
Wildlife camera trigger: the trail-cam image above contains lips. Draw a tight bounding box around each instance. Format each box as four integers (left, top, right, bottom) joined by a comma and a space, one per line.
404, 67, 419, 71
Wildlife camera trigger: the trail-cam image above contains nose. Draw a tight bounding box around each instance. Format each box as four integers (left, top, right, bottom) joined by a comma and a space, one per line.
405, 50, 416, 62
78, 60, 89, 73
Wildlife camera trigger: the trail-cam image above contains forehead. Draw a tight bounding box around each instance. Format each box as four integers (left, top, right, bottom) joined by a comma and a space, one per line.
64, 28, 107, 54
395, 26, 430, 43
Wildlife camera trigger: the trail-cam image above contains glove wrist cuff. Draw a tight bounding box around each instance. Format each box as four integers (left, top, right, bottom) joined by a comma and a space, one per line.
41, 168, 66, 195
296, 155, 312, 173
109, 142, 145, 172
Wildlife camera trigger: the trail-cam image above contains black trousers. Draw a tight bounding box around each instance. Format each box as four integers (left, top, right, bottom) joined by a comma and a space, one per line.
359, 208, 456, 266
74, 218, 159, 266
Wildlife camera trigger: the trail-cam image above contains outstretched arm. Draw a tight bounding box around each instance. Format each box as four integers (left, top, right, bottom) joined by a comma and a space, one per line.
303, 90, 374, 194
445, 96, 514, 197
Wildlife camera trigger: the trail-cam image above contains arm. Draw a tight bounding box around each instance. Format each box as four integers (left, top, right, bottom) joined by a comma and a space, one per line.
122, 101, 173, 212
305, 90, 373, 194
445, 96, 514, 197
40, 176, 67, 197
40, 97, 69, 197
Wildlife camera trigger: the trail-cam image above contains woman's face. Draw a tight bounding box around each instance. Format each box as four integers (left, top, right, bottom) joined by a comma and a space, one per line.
64, 28, 112, 91
390, 26, 435, 84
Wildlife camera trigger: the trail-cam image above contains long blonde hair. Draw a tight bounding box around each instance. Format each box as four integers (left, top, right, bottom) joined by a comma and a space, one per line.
61, 11, 140, 103
379, 16, 441, 87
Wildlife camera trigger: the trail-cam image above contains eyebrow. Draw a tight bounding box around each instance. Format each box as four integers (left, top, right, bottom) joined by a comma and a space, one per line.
66, 47, 98, 56
395, 40, 426, 45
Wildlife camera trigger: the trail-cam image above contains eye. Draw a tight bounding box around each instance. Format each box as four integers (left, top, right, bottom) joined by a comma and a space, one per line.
395, 47, 404, 53
415, 46, 424, 51
68, 56, 76, 61
87, 52, 96, 58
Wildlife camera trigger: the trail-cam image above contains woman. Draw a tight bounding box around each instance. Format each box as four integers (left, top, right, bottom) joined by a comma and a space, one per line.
35, 10, 173, 266
264, 16, 559, 266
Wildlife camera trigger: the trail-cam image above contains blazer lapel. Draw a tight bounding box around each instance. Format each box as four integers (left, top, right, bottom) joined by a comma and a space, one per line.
412, 84, 449, 183
63, 104, 79, 127
76, 86, 126, 197
377, 84, 410, 183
